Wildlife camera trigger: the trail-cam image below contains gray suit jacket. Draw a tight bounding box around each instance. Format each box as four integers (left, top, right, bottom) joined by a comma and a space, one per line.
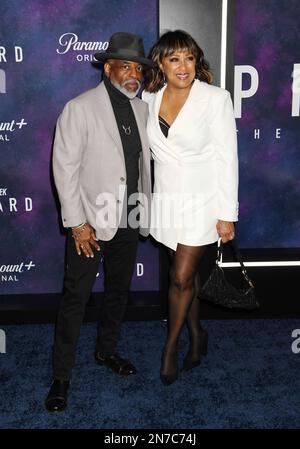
53, 81, 151, 240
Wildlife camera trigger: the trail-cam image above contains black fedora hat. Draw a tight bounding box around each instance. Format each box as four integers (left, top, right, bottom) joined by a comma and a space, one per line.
94, 32, 154, 67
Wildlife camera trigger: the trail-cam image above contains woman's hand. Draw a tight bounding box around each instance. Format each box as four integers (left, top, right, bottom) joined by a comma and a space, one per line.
72, 223, 101, 258
216, 220, 235, 243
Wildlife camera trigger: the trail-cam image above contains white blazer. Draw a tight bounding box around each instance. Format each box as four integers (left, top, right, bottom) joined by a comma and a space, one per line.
142, 79, 239, 250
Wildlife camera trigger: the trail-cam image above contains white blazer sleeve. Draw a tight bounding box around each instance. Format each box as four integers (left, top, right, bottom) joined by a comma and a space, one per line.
211, 90, 239, 222
52, 100, 87, 228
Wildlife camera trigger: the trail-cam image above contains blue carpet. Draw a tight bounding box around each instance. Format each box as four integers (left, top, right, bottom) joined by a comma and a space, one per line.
0, 319, 299, 429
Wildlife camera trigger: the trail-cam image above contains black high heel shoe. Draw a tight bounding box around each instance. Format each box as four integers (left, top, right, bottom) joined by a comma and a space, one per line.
160, 348, 178, 385
183, 329, 208, 371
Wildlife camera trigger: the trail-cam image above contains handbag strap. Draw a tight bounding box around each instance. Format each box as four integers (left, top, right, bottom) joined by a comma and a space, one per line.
216, 238, 254, 288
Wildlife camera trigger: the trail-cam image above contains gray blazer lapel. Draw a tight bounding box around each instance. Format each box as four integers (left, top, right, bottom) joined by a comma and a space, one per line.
96, 82, 123, 153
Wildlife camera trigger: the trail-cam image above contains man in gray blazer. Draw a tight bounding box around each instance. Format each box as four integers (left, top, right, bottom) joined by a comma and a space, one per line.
45, 32, 153, 412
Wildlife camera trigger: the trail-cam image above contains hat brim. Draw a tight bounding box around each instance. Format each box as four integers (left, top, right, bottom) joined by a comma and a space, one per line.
94, 51, 155, 68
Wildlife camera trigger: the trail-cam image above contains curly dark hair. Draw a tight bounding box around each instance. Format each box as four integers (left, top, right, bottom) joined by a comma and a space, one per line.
144, 30, 213, 93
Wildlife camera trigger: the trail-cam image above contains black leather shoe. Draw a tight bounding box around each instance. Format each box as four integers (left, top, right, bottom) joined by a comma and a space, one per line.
95, 352, 137, 376
183, 329, 208, 371
45, 379, 70, 412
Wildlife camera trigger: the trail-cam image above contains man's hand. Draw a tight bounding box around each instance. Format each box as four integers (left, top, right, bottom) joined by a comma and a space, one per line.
72, 223, 101, 258
216, 220, 235, 243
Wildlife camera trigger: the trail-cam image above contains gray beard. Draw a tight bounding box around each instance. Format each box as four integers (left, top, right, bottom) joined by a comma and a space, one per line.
110, 78, 141, 99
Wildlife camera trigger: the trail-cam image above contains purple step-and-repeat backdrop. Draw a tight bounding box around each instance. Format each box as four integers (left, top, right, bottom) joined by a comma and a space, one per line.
234, 0, 300, 248
0, 0, 159, 295
1, 0, 300, 298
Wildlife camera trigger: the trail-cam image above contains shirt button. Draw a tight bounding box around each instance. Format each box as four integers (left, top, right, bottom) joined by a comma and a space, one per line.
120, 177, 125, 182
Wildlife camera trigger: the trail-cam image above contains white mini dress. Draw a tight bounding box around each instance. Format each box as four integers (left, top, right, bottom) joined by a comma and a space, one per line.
142, 80, 239, 251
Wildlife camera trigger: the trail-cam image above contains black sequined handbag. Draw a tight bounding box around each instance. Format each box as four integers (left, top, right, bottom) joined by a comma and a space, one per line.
201, 239, 259, 310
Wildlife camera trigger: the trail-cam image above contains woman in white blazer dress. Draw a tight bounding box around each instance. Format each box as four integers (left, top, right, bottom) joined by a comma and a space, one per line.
142, 30, 239, 385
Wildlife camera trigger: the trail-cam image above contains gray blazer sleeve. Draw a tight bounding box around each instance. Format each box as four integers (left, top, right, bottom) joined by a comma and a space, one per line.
52, 100, 87, 228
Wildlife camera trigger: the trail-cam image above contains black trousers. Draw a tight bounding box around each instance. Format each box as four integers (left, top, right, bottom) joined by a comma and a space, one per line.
52, 226, 139, 380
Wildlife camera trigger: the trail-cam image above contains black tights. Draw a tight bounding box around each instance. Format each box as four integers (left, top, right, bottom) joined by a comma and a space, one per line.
161, 244, 206, 376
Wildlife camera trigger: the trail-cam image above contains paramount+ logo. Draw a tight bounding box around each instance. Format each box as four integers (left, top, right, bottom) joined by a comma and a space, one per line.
0, 118, 28, 142
56, 32, 108, 62
0, 261, 36, 283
